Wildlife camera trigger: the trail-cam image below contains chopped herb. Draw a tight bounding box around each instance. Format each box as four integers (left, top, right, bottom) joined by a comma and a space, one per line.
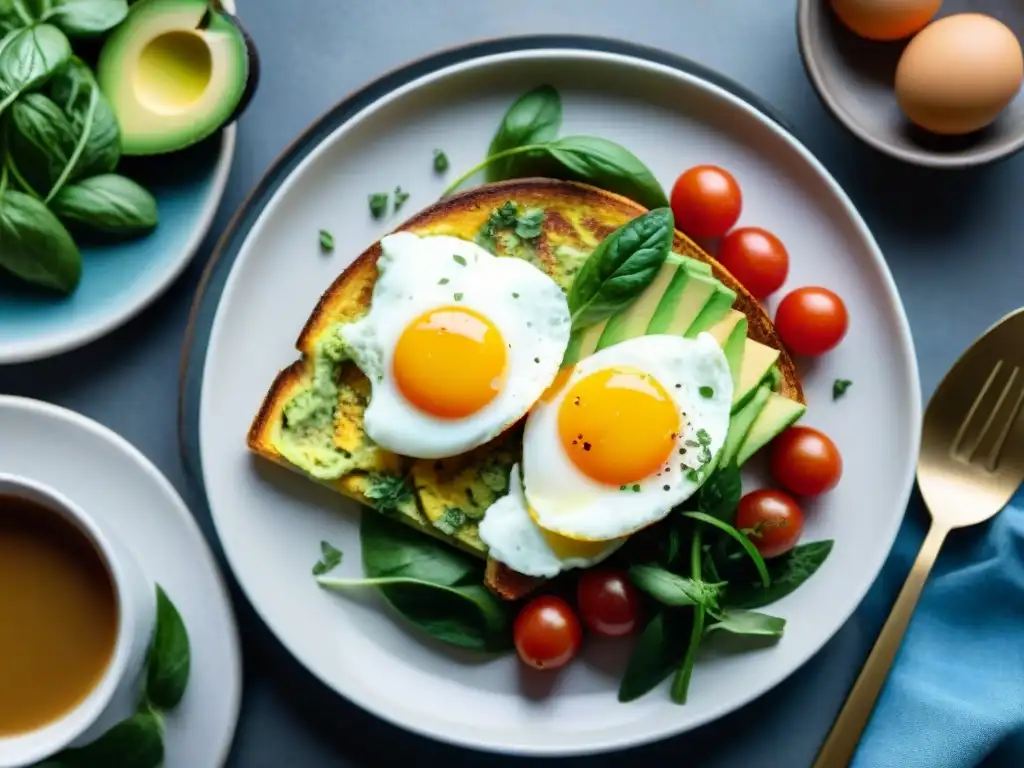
687, 469, 700, 482
318, 229, 335, 252
493, 201, 518, 227
433, 149, 449, 173
699, 386, 714, 399
620, 485, 627, 491
453, 254, 468, 266
685, 440, 699, 448
696, 429, 711, 447
369, 192, 389, 219
436, 507, 467, 535
514, 207, 545, 240
454, 292, 464, 301
312, 540, 343, 576
512, 292, 520, 299
393, 186, 410, 211
364, 473, 413, 512
438, 277, 450, 285
476, 201, 544, 251
632, 484, 641, 492
534, 357, 541, 364
833, 379, 853, 400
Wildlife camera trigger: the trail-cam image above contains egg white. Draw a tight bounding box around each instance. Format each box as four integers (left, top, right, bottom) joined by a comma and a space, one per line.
478, 464, 624, 578
522, 333, 733, 541
339, 232, 571, 459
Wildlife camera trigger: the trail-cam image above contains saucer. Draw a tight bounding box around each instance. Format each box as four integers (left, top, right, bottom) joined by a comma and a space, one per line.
0, 397, 241, 767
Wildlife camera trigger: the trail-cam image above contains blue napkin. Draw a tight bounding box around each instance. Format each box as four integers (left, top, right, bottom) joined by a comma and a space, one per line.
852, 486, 1024, 768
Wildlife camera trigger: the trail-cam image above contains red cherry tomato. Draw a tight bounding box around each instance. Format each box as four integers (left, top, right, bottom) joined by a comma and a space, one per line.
670, 165, 742, 239
718, 227, 790, 299
576, 569, 642, 638
735, 489, 805, 559
513, 595, 582, 671
775, 287, 848, 356
770, 426, 843, 496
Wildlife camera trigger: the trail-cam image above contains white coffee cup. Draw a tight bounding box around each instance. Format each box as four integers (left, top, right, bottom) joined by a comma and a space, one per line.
0, 474, 156, 768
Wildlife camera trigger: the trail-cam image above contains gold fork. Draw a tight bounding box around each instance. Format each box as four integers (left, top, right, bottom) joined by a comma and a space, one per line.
813, 308, 1024, 768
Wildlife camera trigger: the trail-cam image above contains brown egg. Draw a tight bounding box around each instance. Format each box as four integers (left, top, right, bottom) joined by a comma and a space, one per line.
895, 13, 1023, 135
830, 0, 942, 41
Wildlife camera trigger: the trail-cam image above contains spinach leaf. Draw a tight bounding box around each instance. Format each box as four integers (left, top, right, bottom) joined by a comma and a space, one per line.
629, 564, 721, 609
47, 57, 120, 181
50, 174, 158, 235
724, 540, 834, 610
683, 511, 770, 588
318, 513, 512, 650
566, 207, 673, 330
45, 0, 128, 37
8, 92, 75, 194
671, 530, 706, 704
547, 135, 668, 210
0, 24, 71, 113
38, 709, 164, 768
145, 585, 191, 710
705, 609, 785, 638
0, 187, 80, 292
485, 84, 561, 182
617, 610, 693, 703
698, 463, 742, 523
311, 540, 342, 575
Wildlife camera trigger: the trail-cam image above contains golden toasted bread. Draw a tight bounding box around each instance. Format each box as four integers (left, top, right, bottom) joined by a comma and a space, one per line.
248, 178, 803, 601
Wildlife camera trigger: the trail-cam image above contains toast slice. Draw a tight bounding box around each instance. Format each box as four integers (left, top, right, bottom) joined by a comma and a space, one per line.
248, 178, 803, 600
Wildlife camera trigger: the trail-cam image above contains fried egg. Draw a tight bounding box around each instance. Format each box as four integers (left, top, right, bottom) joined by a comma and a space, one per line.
340, 232, 571, 459
522, 333, 733, 541
478, 464, 624, 578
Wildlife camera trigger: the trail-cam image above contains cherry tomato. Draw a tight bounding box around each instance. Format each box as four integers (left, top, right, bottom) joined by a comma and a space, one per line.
735, 489, 804, 559
670, 165, 742, 239
770, 426, 843, 496
775, 287, 849, 356
513, 595, 582, 671
576, 569, 642, 638
718, 227, 789, 299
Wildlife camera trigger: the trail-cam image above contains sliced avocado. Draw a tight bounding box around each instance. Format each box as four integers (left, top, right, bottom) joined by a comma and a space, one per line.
736, 393, 807, 466
596, 261, 683, 350
566, 317, 610, 364
668, 252, 712, 276
721, 317, 748, 390
97, 0, 258, 156
734, 339, 780, 412
721, 383, 770, 466
687, 284, 737, 337
767, 365, 783, 392
707, 309, 743, 346
648, 272, 719, 336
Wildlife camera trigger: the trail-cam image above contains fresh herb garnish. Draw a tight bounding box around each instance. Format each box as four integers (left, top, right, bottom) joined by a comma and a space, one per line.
436, 507, 467, 535
514, 207, 545, 239
629, 565, 722, 608
368, 192, 388, 219
512, 292, 519, 298
363, 473, 413, 513
566, 207, 674, 331
433, 149, 449, 173
393, 186, 410, 211
312, 540, 343, 576
476, 200, 545, 251
705, 609, 786, 638
833, 378, 852, 400
452, 253, 467, 266
453, 292, 464, 301
683, 511, 770, 588
438, 277, 449, 285
483, 84, 561, 183
723, 540, 834, 610
318, 229, 334, 252
699, 386, 714, 399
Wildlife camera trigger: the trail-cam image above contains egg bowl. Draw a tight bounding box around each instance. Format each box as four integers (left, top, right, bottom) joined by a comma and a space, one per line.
797, 0, 1024, 169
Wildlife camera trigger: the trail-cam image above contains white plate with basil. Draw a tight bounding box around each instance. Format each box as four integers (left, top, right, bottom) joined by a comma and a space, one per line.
0, 396, 242, 766
188, 42, 920, 756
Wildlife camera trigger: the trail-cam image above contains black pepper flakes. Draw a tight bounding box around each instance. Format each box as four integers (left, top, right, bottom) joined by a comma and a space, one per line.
583, 442, 592, 451
534, 357, 540, 363
663, 485, 670, 491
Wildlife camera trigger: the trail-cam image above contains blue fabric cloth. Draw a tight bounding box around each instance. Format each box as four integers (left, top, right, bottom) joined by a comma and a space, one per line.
852, 486, 1024, 768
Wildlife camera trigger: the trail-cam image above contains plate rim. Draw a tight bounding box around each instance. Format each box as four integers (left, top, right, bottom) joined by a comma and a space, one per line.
180, 36, 922, 756
0, 394, 243, 767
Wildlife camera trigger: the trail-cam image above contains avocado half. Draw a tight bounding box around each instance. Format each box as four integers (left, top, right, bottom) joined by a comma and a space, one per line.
97, 0, 258, 156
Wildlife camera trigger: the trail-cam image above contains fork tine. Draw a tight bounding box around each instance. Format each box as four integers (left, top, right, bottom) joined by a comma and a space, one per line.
950, 360, 1002, 460
984, 370, 1024, 472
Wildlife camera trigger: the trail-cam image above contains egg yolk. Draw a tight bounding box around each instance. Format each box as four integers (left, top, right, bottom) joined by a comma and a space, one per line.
393, 306, 507, 419
557, 367, 681, 486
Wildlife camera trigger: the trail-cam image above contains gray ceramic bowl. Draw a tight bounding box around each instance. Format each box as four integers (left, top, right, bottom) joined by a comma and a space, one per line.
797, 0, 1024, 169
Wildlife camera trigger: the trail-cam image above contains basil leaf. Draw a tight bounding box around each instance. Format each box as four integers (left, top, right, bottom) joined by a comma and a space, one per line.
145, 585, 191, 709
51, 174, 158, 235
629, 564, 721, 608
724, 540, 834, 610
0, 188, 81, 292
706, 609, 786, 638
8, 92, 75, 194
47, 57, 120, 181
485, 84, 561, 181
38, 709, 164, 768
0, 24, 71, 113
617, 611, 693, 703
45, 0, 128, 37
683, 511, 771, 588
698, 463, 742, 523
547, 135, 668, 210
567, 207, 673, 330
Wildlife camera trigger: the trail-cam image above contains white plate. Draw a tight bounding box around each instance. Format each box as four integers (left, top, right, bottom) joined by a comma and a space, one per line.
0, 397, 242, 766
196, 48, 920, 755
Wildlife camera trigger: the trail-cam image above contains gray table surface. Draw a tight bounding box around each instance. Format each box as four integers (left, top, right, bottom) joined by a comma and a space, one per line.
3, 1, 1023, 765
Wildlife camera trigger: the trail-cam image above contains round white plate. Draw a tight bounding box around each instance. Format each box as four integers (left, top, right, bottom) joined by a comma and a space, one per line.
196, 47, 920, 755
0, 397, 242, 766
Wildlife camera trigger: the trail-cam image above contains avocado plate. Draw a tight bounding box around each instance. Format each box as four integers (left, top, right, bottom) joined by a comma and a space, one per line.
0, 0, 258, 363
